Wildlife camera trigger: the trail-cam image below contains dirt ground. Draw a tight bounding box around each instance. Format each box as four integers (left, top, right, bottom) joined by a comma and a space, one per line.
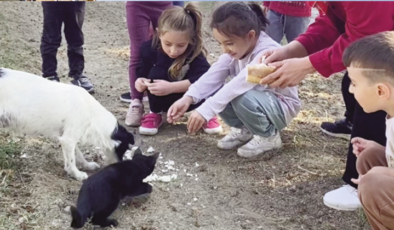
0, 2, 370, 230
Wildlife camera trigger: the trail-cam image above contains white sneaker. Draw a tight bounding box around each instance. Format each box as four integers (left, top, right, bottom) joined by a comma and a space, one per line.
323, 185, 362, 211
217, 127, 253, 150
125, 99, 144, 127
237, 132, 282, 158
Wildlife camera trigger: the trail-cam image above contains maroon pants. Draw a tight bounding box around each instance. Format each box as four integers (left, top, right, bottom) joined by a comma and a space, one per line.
125, 1, 172, 100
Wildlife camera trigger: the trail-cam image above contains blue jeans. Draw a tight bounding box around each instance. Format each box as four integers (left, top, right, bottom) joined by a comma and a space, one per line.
219, 90, 286, 137
265, 9, 310, 43
172, 1, 184, 7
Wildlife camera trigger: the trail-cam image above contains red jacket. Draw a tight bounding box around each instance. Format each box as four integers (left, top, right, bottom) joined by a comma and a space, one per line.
263, 1, 311, 17
295, 2, 394, 77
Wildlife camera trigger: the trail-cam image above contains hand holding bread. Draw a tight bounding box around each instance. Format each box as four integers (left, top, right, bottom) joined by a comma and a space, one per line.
246, 63, 276, 84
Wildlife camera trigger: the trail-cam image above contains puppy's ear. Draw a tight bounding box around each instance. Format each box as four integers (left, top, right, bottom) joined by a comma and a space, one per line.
151, 152, 160, 160
133, 147, 143, 156
128, 132, 135, 145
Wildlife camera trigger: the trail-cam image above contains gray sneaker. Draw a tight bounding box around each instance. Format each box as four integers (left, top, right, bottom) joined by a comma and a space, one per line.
71, 75, 94, 93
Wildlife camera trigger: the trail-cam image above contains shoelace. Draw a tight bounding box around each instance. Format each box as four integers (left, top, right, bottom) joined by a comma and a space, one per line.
248, 134, 277, 145
79, 77, 90, 83
227, 127, 247, 139
248, 135, 265, 145
47, 76, 57, 81
128, 106, 143, 116
344, 185, 358, 196
335, 119, 352, 128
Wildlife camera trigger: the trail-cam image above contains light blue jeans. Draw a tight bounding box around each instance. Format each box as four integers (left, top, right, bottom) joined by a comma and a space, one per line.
265, 9, 310, 43
219, 90, 286, 137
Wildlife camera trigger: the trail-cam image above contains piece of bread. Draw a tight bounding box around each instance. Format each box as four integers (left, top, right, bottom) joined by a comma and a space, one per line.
246, 64, 276, 83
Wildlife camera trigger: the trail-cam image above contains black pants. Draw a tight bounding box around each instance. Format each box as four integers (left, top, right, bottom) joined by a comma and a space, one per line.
40, 2, 85, 78
148, 91, 203, 114
341, 72, 387, 188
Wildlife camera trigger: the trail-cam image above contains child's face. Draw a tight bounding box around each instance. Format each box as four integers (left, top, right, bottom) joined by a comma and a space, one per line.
212, 29, 256, 60
159, 30, 190, 59
348, 65, 389, 113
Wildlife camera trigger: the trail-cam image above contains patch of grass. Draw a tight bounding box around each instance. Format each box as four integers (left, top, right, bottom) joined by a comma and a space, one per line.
356, 208, 369, 228
0, 140, 22, 170
0, 12, 23, 69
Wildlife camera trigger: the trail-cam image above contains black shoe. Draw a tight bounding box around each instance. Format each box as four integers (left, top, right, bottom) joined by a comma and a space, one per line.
70, 75, 94, 93
120, 92, 132, 103
320, 119, 352, 140
44, 75, 60, 82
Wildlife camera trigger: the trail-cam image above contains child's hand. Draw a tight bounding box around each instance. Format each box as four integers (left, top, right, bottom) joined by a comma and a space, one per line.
167, 96, 193, 123
145, 80, 173, 96
351, 137, 379, 157
135, 78, 148, 93
351, 174, 364, 185
187, 111, 206, 134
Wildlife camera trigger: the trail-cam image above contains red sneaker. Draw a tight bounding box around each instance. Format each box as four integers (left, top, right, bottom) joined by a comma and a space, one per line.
203, 117, 223, 134
139, 113, 163, 135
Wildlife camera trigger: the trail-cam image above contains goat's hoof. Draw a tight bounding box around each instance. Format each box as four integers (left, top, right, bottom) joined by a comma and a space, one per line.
68, 170, 88, 181
84, 162, 100, 171
75, 171, 88, 181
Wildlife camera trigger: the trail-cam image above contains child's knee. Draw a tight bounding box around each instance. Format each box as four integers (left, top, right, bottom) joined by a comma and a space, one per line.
358, 173, 382, 205
232, 91, 263, 112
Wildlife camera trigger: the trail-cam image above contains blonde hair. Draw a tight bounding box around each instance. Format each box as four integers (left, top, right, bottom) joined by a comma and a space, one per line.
152, 2, 207, 80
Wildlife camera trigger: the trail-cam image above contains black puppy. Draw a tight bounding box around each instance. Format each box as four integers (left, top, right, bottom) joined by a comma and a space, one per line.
69, 148, 159, 228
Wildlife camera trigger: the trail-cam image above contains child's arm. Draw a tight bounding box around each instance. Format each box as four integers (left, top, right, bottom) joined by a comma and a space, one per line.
351, 137, 385, 157
184, 54, 232, 104
193, 52, 267, 122
169, 80, 192, 94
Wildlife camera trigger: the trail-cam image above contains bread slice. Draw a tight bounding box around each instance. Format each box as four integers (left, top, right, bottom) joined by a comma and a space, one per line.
246, 64, 276, 83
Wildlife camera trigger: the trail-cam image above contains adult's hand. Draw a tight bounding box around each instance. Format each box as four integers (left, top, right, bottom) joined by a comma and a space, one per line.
259, 41, 309, 65
259, 57, 316, 88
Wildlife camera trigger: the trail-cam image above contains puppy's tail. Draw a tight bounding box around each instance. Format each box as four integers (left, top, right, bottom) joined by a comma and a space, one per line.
69, 206, 88, 228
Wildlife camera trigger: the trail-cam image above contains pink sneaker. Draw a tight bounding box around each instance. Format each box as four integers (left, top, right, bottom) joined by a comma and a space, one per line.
125, 99, 144, 127
203, 117, 223, 134
139, 113, 163, 135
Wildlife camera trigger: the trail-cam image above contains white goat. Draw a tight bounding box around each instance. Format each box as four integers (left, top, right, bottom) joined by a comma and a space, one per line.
0, 68, 135, 181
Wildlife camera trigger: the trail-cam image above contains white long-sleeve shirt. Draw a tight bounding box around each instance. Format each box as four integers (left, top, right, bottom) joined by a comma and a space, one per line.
185, 32, 301, 125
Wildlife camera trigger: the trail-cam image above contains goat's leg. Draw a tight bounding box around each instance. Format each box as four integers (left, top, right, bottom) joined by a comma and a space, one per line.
75, 145, 100, 171
58, 136, 88, 181
61, 142, 69, 171
103, 147, 118, 165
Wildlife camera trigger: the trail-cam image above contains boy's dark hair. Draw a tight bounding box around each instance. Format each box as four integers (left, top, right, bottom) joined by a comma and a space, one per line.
210, 2, 268, 38
343, 31, 394, 83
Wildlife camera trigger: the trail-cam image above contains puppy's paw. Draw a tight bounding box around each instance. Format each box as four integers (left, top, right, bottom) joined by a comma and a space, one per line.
109, 219, 118, 227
